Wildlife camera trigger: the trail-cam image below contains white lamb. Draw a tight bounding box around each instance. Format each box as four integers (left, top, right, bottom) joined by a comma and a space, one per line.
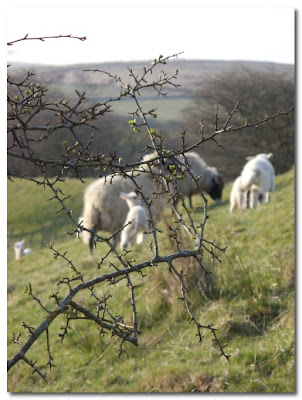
13, 239, 32, 260
81, 151, 169, 253
119, 191, 149, 250
230, 153, 275, 212
175, 151, 224, 207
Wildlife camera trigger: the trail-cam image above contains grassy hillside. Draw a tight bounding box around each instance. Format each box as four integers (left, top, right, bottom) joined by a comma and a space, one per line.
7, 168, 295, 393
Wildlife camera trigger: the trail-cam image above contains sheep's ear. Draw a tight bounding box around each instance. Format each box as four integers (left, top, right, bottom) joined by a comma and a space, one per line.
120, 192, 127, 200
267, 153, 273, 160
214, 175, 223, 185
245, 156, 254, 161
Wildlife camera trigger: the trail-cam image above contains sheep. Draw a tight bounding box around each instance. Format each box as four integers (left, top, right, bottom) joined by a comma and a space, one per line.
230, 153, 275, 212
13, 239, 32, 260
119, 190, 149, 250
175, 151, 224, 207
81, 151, 169, 253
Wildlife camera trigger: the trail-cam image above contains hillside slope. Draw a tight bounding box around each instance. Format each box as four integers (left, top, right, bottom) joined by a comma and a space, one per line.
7, 168, 295, 393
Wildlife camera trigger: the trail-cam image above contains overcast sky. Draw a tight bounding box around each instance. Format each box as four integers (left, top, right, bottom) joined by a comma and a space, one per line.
6, 5, 295, 65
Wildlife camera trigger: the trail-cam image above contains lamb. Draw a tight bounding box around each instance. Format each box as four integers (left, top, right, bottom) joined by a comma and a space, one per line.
119, 190, 149, 250
81, 151, 169, 253
230, 153, 275, 212
13, 239, 32, 260
175, 151, 224, 207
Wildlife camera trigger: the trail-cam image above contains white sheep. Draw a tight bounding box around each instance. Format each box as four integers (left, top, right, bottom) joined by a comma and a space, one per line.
119, 191, 149, 250
230, 153, 275, 212
13, 239, 32, 260
81, 151, 169, 253
175, 151, 224, 207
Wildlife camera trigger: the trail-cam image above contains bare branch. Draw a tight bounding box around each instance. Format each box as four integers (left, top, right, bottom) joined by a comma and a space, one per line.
7, 34, 87, 46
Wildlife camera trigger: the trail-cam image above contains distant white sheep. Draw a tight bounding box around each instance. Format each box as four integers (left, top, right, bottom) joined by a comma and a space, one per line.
119, 190, 149, 250
81, 151, 169, 253
13, 239, 32, 260
176, 151, 224, 207
230, 153, 275, 212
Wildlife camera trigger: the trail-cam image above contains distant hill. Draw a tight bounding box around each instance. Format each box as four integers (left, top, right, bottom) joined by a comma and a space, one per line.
7, 59, 294, 182
8, 59, 293, 122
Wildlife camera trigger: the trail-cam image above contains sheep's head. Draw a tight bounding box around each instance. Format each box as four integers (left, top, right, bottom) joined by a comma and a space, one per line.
13, 239, 25, 250
120, 190, 142, 208
140, 151, 183, 176
246, 153, 273, 161
208, 174, 224, 203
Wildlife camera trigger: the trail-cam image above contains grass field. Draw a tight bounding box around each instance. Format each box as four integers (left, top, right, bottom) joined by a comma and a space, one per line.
7, 168, 295, 393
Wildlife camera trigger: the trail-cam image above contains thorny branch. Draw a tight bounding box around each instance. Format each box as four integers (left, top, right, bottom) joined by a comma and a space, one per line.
7, 39, 294, 380
7, 34, 87, 46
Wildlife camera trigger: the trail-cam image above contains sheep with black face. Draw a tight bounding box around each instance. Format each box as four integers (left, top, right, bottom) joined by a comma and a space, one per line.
175, 151, 224, 207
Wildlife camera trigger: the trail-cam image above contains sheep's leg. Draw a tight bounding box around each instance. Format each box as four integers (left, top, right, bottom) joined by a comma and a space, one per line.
242, 191, 248, 210
136, 232, 146, 244
246, 190, 250, 208
188, 193, 193, 208
89, 230, 96, 254
265, 191, 271, 203
250, 187, 259, 208
258, 192, 265, 204
120, 224, 136, 250
120, 229, 129, 250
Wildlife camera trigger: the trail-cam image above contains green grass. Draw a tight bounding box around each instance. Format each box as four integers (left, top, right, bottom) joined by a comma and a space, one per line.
7, 169, 295, 393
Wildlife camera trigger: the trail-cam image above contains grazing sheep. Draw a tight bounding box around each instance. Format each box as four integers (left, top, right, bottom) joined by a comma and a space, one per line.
13, 239, 32, 260
119, 191, 149, 250
81, 151, 169, 253
175, 151, 224, 207
230, 153, 275, 212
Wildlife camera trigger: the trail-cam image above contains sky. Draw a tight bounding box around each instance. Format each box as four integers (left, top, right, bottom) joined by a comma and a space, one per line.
5, 4, 295, 66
